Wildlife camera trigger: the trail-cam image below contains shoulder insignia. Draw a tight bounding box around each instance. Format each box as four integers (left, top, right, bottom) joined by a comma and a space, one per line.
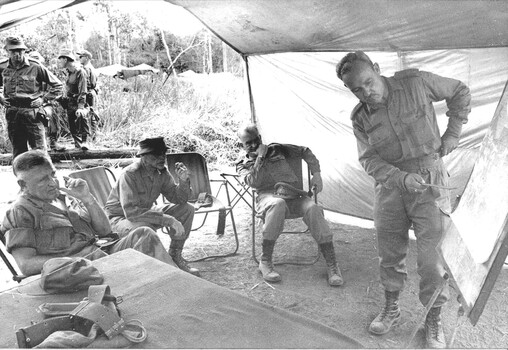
394, 68, 421, 80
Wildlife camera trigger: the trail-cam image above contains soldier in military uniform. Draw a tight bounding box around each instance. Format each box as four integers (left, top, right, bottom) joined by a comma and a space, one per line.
27, 50, 66, 152
0, 37, 63, 159
336, 51, 471, 348
77, 50, 100, 140
57, 49, 90, 150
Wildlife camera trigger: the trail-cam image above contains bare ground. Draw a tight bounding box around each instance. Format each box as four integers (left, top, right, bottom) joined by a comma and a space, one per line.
1, 167, 507, 348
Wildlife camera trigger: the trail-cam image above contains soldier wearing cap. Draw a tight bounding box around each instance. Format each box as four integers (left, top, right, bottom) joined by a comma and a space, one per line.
27, 50, 66, 152
236, 123, 344, 287
57, 48, 91, 150
77, 49, 99, 140
105, 137, 199, 276
0, 37, 63, 159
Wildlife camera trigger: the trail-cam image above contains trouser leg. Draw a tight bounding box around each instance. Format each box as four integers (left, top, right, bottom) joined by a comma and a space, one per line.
374, 184, 411, 293
109, 226, 176, 266
6, 108, 29, 159
288, 197, 332, 244
256, 193, 287, 241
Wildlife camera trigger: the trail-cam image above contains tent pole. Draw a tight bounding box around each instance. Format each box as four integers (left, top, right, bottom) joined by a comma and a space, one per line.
243, 56, 256, 124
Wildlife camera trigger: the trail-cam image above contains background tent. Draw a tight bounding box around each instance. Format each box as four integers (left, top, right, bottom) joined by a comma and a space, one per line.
119, 63, 160, 79
167, 0, 508, 219
0, 0, 507, 219
95, 64, 128, 77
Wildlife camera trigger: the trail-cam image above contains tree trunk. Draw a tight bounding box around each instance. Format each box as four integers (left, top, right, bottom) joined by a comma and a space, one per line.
0, 148, 139, 165
158, 28, 177, 77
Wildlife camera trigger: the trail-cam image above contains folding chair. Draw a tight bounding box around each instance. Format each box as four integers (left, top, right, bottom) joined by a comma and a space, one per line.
166, 152, 239, 262
68, 166, 117, 208
250, 156, 320, 265
0, 228, 26, 283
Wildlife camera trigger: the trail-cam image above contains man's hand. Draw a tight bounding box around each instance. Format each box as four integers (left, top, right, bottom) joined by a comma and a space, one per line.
0, 96, 10, 108
175, 162, 190, 182
256, 144, 268, 158
30, 97, 43, 108
311, 172, 323, 194
75, 108, 88, 118
60, 176, 95, 204
440, 135, 459, 157
404, 173, 427, 193
169, 220, 185, 238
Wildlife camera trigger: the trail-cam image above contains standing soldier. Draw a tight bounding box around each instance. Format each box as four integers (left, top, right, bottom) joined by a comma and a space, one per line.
57, 49, 91, 151
77, 49, 100, 140
27, 50, 66, 152
0, 37, 63, 159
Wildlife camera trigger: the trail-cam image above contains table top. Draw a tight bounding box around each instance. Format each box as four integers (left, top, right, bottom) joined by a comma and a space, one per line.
0, 249, 362, 348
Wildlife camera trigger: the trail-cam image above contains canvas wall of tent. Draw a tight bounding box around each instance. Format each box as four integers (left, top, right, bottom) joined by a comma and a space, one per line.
1, 0, 508, 324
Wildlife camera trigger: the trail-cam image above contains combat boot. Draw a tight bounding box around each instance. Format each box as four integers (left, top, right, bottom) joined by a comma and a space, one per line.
168, 240, 200, 276
259, 239, 281, 282
369, 290, 401, 335
425, 307, 446, 348
319, 242, 344, 286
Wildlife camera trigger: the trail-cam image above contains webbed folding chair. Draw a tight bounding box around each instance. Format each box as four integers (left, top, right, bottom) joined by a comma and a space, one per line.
0, 228, 26, 283
68, 166, 117, 208
166, 152, 239, 262
251, 156, 320, 265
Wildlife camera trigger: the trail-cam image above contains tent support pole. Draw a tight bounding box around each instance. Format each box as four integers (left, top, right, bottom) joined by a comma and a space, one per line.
243, 55, 256, 124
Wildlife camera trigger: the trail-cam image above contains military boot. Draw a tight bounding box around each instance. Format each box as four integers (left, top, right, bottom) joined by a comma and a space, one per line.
259, 239, 281, 282
319, 242, 344, 286
168, 240, 200, 276
425, 307, 446, 348
369, 290, 401, 335
49, 136, 66, 152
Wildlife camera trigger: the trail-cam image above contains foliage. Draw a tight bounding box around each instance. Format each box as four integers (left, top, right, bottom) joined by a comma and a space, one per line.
95, 72, 249, 168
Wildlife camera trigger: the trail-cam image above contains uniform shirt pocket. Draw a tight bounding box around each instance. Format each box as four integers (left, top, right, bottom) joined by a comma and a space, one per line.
400, 105, 435, 146
16, 75, 37, 95
366, 123, 391, 147
37, 214, 73, 252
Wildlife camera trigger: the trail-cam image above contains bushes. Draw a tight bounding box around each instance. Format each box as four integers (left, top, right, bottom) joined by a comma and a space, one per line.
93, 72, 249, 168
0, 72, 250, 168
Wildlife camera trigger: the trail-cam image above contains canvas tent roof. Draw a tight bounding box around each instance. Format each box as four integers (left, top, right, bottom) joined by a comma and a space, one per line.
168, 0, 508, 54
95, 64, 128, 77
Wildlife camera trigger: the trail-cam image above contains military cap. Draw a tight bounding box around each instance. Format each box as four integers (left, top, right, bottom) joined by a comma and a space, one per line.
4, 37, 27, 50
137, 137, 169, 156
58, 48, 76, 61
76, 49, 92, 59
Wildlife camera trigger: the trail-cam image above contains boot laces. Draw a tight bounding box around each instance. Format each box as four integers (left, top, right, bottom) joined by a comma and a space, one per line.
379, 298, 399, 320
427, 312, 442, 339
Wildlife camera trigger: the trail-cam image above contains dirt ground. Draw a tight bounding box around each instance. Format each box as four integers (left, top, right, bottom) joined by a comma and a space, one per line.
1, 166, 507, 348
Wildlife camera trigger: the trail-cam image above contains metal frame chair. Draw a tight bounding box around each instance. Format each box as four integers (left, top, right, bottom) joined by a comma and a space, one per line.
68, 166, 117, 208
224, 157, 320, 266
166, 152, 239, 262
0, 229, 26, 283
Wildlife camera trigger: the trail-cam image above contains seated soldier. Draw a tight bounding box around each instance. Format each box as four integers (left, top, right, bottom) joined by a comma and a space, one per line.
105, 137, 199, 276
236, 123, 343, 286
1, 150, 176, 277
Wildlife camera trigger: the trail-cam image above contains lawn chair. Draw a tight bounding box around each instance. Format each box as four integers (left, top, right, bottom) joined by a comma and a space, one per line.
166, 152, 239, 262
68, 166, 117, 208
0, 228, 26, 283
240, 156, 321, 266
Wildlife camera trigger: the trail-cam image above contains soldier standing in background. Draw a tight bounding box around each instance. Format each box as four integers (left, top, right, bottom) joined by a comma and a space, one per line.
27, 50, 66, 152
57, 49, 91, 151
77, 49, 100, 140
0, 37, 63, 159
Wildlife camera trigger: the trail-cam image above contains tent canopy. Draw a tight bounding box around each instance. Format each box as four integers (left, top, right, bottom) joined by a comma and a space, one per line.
168, 0, 508, 54
1, 0, 507, 218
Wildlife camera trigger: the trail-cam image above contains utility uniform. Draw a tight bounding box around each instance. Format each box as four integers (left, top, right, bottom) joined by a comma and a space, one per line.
236, 143, 331, 243
105, 160, 195, 241
64, 66, 89, 147
0, 56, 62, 158
351, 69, 471, 307
2, 193, 174, 273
